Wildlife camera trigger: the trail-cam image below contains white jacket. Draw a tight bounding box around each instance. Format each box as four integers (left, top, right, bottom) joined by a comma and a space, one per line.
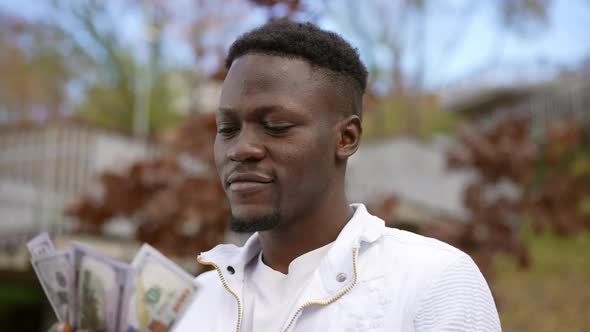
173, 204, 501, 332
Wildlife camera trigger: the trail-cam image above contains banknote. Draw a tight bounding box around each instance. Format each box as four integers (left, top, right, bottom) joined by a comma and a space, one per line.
31, 251, 72, 322
27, 232, 55, 259
127, 244, 197, 332
70, 243, 133, 332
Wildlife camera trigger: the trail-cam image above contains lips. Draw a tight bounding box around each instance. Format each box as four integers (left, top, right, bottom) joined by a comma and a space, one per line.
226, 172, 273, 194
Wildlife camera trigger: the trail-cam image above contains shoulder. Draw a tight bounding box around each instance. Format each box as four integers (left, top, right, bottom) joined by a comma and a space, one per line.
378, 227, 467, 272
412, 252, 501, 331
355, 204, 466, 275
363, 226, 481, 301
370, 228, 500, 330
354, 207, 470, 281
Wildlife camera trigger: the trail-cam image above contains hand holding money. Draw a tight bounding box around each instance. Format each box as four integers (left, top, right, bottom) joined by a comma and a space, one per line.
28, 233, 198, 332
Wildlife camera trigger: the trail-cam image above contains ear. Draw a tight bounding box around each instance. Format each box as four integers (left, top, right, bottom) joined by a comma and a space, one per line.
335, 114, 362, 161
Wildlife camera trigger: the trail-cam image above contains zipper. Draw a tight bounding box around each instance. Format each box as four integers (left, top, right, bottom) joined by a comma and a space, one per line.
280, 247, 359, 332
197, 255, 243, 332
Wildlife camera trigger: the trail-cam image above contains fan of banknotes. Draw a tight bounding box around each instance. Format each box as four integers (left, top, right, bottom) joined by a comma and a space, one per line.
27, 233, 199, 332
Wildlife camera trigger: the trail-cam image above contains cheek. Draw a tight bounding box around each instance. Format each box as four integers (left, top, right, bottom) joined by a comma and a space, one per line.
278, 134, 334, 190
213, 137, 225, 175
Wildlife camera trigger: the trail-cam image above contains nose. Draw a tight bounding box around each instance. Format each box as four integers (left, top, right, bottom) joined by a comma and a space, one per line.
227, 126, 266, 162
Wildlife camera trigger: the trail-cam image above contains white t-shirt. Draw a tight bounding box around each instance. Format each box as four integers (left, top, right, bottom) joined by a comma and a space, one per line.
241, 242, 333, 332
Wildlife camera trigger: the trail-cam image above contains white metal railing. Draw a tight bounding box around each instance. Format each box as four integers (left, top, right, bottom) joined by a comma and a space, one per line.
0, 123, 157, 251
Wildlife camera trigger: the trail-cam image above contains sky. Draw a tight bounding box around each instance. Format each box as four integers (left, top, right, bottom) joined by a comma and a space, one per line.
435, 0, 590, 87
1, 0, 589, 92
319, 0, 590, 90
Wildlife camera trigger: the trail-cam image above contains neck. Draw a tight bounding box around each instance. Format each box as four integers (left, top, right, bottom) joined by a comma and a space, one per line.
258, 187, 352, 274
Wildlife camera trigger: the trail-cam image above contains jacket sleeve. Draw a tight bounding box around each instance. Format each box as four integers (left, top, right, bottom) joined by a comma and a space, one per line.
413, 254, 501, 332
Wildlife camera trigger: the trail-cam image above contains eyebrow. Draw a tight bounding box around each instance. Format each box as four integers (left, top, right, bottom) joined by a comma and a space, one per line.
217, 107, 238, 115
217, 105, 300, 117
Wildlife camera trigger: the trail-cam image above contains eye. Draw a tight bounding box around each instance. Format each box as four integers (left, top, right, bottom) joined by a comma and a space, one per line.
263, 123, 294, 135
217, 125, 240, 137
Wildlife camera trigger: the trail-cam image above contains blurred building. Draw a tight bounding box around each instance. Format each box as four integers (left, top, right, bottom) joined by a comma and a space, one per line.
442, 64, 590, 136
346, 136, 476, 226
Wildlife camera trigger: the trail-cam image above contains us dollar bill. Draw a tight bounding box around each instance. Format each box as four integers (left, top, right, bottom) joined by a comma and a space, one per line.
31, 251, 72, 322
27, 232, 55, 259
70, 243, 133, 332
127, 244, 197, 332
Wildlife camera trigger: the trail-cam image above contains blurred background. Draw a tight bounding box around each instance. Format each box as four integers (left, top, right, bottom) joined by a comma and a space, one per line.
0, 0, 589, 331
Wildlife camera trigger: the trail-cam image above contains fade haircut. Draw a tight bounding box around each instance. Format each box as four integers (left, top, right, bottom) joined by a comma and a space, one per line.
225, 21, 368, 117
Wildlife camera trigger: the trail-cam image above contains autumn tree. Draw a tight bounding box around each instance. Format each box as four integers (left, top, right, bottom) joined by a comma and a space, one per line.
0, 11, 73, 124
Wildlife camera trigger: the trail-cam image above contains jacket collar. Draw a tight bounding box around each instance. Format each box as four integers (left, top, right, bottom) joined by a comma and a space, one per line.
197, 204, 385, 295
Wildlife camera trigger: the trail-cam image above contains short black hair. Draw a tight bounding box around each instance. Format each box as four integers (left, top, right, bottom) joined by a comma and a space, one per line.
225, 21, 368, 116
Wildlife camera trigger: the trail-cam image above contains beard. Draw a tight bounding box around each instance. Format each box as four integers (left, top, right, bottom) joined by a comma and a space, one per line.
229, 209, 281, 233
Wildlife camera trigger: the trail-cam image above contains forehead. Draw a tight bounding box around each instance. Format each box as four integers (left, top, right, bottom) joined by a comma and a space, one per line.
219, 54, 333, 116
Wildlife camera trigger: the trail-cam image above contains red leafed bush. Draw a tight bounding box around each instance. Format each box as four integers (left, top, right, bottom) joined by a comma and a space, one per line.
367, 115, 589, 285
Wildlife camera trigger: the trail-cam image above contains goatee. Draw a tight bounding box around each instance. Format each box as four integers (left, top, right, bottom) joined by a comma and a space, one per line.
229, 212, 281, 233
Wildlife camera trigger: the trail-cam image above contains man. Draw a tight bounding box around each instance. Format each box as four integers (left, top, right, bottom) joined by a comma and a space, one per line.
173, 21, 501, 332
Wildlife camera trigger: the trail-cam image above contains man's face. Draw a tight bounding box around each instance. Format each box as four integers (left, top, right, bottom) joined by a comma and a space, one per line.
215, 54, 340, 232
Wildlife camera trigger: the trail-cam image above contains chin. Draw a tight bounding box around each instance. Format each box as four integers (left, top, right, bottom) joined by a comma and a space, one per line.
230, 202, 273, 219
229, 204, 281, 233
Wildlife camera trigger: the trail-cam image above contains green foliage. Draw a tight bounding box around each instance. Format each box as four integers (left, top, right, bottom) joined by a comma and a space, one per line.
362, 95, 461, 140
77, 69, 182, 135
53, 0, 185, 135
0, 283, 45, 332
0, 283, 44, 308
579, 196, 590, 217
496, 228, 590, 331
570, 155, 590, 178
